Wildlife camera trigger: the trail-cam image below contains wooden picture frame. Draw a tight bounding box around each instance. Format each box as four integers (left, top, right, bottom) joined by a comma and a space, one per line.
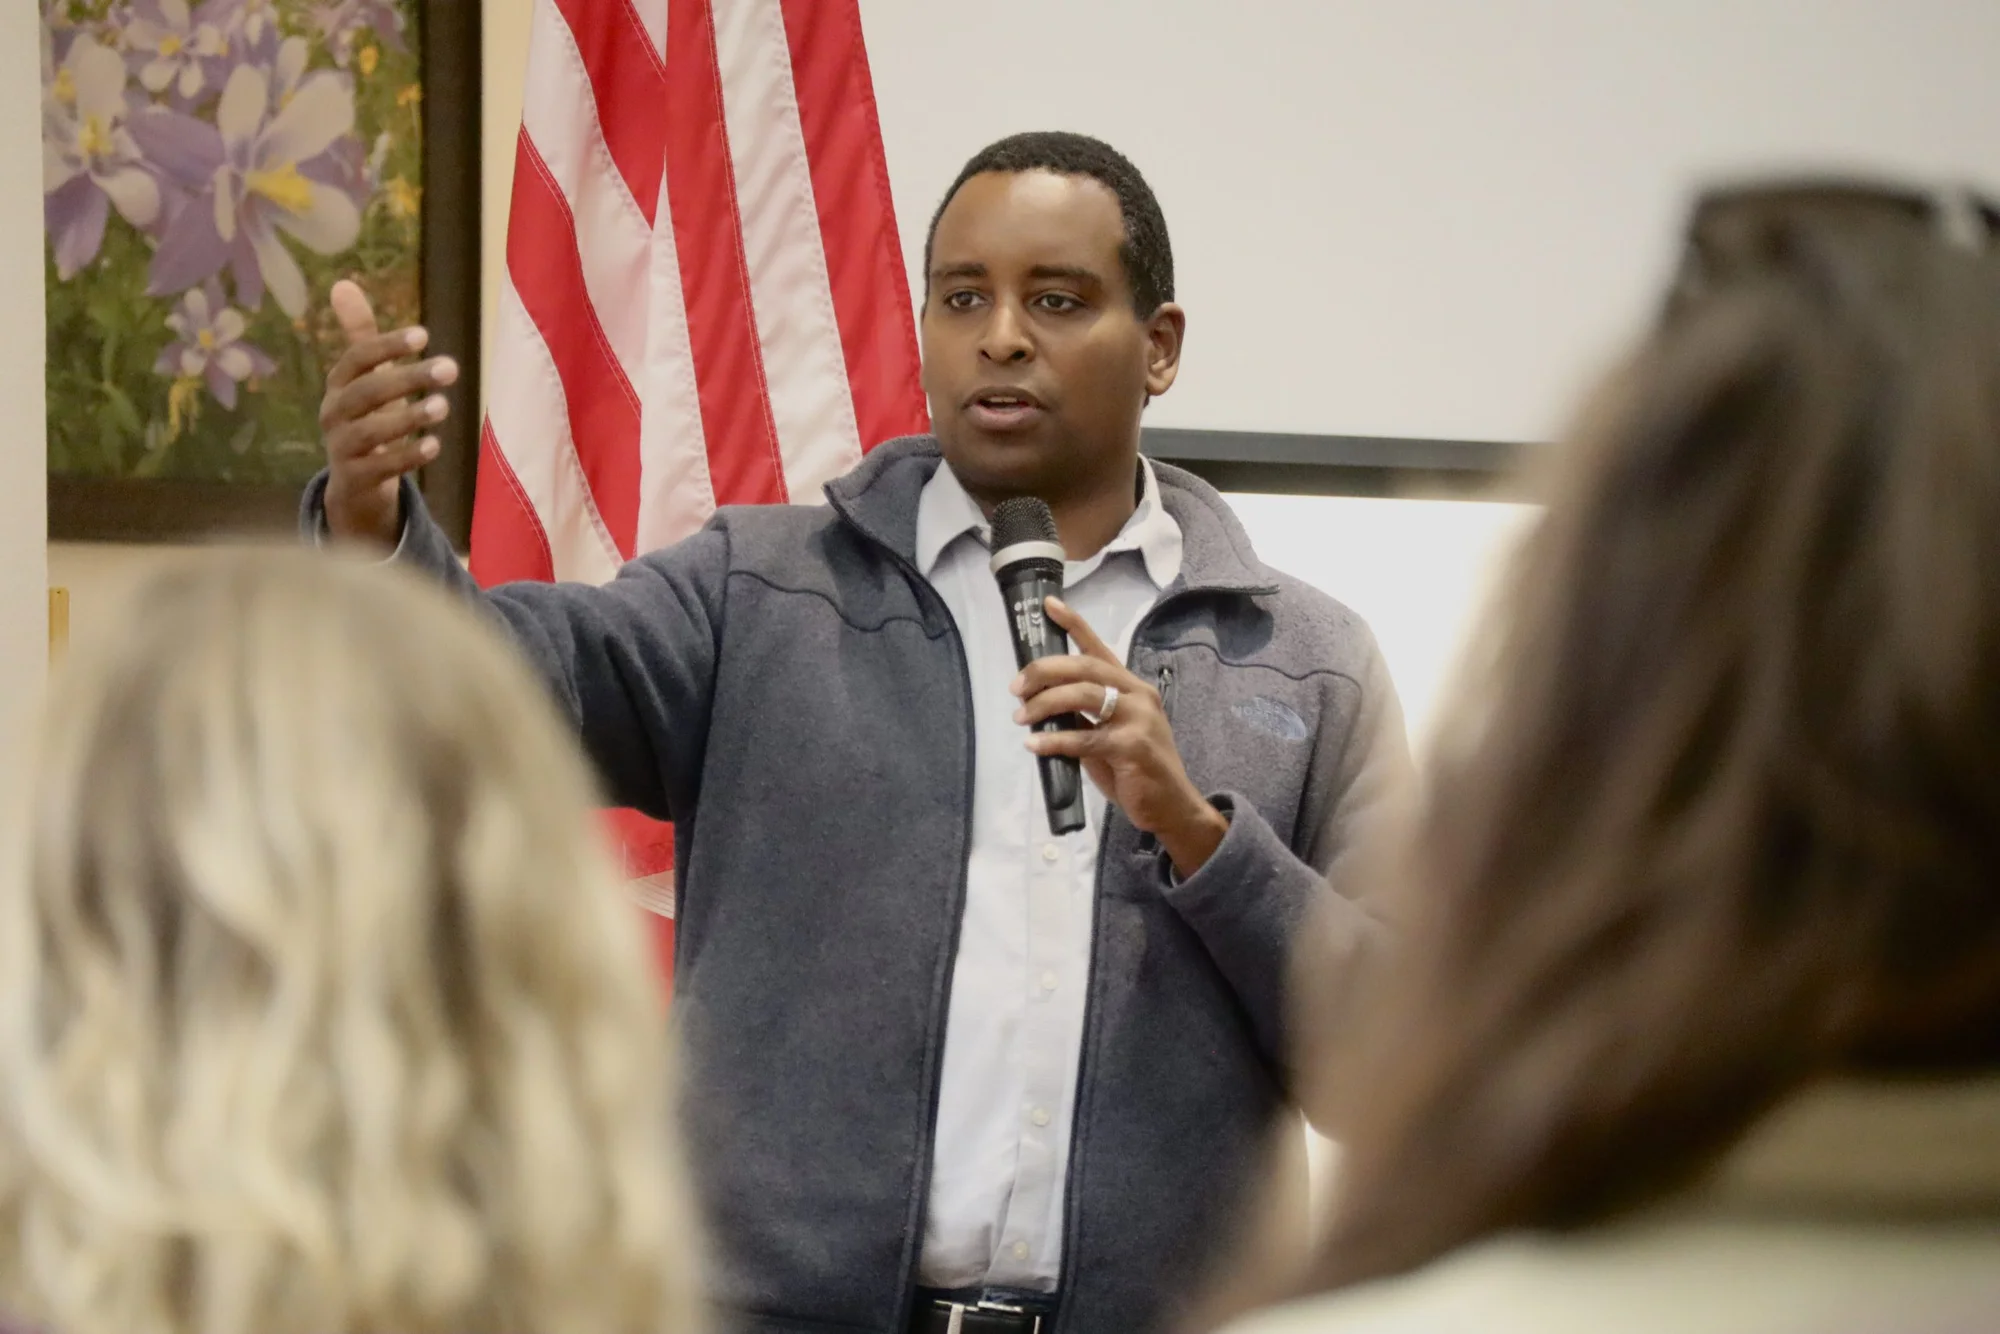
46, 0, 481, 545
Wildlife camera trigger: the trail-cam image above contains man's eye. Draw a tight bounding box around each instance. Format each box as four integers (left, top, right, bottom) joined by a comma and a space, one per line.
1036, 293, 1082, 313
944, 290, 983, 310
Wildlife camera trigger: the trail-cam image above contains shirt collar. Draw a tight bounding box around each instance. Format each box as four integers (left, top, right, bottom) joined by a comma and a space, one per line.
914, 458, 1184, 590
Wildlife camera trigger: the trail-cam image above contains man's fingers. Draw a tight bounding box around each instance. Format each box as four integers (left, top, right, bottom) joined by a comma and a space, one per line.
1045, 596, 1117, 663
326, 328, 433, 392
343, 434, 441, 487
330, 395, 450, 460
330, 279, 381, 342
1011, 653, 1140, 701
1016, 682, 1127, 728
1025, 727, 1117, 760
323, 357, 456, 428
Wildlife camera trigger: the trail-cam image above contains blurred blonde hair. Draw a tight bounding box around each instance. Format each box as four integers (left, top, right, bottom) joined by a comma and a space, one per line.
0, 548, 702, 1334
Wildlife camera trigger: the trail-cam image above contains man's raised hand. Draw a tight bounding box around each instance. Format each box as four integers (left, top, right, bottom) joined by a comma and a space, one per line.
318, 279, 458, 547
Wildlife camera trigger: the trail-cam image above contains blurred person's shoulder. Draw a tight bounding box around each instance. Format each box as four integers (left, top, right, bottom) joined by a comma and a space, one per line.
1221, 1216, 2000, 1334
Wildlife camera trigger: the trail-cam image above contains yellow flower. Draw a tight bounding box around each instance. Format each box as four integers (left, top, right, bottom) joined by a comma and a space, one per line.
397, 83, 422, 108
167, 376, 203, 441
357, 45, 379, 77
52, 66, 76, 106
384, 176, 421, 219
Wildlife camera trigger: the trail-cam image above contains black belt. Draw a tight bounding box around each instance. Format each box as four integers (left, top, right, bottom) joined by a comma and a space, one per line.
908, 1287, 1056, 1334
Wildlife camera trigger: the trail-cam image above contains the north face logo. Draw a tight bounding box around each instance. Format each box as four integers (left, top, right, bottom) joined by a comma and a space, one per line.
1232, 695, 1308, 742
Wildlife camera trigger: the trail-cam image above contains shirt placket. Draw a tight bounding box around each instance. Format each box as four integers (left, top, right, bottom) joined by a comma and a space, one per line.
989, 754, 1082, 1279
989, 568, 1125, 1283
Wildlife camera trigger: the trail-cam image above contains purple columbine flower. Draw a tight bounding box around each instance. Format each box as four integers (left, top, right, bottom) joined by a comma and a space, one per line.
43, 0, 81, 67
44, 33, 162, 279
140, 58, 361, 316
154, 279, 276, 409
46, 0, 132, 67
305, 0, 406, 68
124, 0, 231, 105
209, 0, 281, 49
268, 33, 333, 108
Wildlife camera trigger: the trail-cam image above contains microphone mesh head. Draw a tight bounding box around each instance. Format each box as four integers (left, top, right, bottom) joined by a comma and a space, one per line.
991, 496, 1059, 550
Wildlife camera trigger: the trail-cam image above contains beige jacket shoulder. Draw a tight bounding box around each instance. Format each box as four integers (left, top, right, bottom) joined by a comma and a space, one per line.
1228, 1079, 2000, 1334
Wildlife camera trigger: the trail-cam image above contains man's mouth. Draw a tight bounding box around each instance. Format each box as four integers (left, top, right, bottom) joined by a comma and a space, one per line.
964, 387, 1046, 432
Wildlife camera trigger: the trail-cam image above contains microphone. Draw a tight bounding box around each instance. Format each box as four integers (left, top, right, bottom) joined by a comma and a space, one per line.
990, 497, 1087, 836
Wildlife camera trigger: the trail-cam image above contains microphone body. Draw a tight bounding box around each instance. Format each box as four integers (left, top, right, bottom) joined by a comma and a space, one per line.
990, 499, 1088, 836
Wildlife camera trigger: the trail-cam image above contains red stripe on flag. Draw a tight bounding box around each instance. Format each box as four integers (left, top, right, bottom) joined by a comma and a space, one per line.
663, 0, 789, 506
780, 0, 929, 450
470, 418, 557, 587
549, 0, 669, 223
606, 805, 677, 878
507, 129, 643, 557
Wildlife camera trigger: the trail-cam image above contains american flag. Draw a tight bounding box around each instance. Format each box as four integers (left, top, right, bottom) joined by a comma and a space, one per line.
472, 0, 928, 978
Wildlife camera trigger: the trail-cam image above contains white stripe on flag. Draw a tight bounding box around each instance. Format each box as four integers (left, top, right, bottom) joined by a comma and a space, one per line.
488, 278, 625, 583
634, 181, 720, 551
631, 871, 677, 919
630, 0, 667, 64
522, 0, 654, 391
713, 0, 867, 505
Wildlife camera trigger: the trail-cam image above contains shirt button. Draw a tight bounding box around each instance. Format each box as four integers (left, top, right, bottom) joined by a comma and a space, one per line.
1013, 1242, 1030, 1260
1030, 1106, 1051, 1127
1039, 970, 1058, 992
1040, 843, 1061, 862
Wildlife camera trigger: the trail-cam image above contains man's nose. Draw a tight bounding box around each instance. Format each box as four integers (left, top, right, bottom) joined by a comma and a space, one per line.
978, 300, 1034, 363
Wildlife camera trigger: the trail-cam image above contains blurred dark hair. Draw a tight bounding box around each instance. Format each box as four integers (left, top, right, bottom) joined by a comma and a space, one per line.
1302, 179, 2000, 1293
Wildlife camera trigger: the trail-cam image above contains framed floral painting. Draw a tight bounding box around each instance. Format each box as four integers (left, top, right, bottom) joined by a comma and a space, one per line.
43, 0, 480, 542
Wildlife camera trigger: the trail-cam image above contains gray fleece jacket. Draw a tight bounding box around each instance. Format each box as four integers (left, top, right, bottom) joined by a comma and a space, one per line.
300, 436, 1407, 1334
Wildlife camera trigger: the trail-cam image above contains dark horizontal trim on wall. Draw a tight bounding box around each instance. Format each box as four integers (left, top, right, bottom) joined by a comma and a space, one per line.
1142, 427, 1532, 499
50, 430, 1533, 543
50, 477, 301, 543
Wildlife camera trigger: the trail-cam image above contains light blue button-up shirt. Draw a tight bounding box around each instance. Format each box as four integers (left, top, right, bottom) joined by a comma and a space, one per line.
912, 457, 1183, 1291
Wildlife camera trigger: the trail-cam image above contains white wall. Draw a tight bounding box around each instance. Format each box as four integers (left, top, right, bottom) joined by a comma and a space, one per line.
859, 0, 2000, 444
853, 0, 2000, 739
5, 5, 48, 766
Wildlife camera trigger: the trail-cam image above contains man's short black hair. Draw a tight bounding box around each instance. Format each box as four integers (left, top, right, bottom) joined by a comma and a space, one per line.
923, 131, 1174, 316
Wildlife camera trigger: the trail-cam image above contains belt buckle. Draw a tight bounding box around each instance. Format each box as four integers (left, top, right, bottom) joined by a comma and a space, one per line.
940, 1298, 1042, 1334
976, 1298, 1041, 1333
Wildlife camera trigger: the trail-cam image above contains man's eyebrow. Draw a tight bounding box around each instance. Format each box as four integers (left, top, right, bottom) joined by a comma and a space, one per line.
1027, 264, 1104, 286
927, 262, 1108, 286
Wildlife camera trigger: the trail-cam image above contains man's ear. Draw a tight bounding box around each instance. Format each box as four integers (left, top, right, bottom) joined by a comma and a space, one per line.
1145, 303, 1186, 398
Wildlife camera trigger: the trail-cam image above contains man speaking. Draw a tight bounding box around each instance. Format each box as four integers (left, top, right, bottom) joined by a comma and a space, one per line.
306, 132, 1407, 1334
